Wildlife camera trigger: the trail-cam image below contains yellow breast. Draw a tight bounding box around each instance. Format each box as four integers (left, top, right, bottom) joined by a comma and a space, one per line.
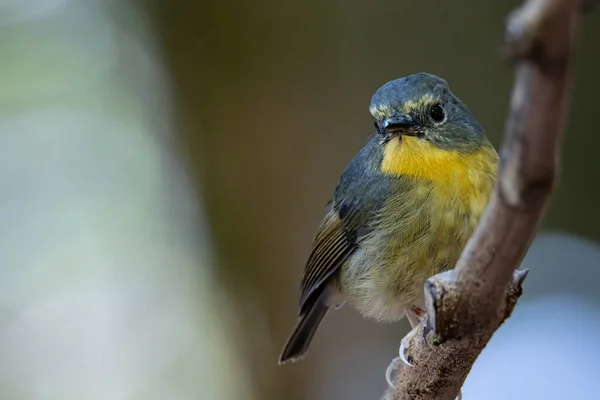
381, 136, 498, 218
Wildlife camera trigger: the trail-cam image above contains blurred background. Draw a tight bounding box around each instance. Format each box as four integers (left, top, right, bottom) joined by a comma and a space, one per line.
0, 0, 599, 399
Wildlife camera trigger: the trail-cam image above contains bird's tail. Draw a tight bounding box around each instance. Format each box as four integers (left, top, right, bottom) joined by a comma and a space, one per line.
278, 301, 329, 364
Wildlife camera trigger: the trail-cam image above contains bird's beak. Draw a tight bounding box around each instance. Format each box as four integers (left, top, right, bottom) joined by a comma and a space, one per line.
382, 116, 418, 136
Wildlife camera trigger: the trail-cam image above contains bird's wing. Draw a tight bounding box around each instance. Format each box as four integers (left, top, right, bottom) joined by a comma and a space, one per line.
297, 198, 367, 316
297, 135, 392, 316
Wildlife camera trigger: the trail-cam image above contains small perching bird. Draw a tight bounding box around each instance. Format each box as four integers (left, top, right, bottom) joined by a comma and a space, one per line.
279, 73, 498, 387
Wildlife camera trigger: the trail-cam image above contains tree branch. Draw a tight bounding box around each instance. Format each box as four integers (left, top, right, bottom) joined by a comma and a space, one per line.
382, 0, 581, 399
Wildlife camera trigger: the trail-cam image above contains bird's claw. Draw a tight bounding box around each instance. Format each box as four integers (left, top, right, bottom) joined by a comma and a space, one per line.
385, 335, 414, 388
398, 336, 413, 367
386, 332, 462, 400
385, 356, 401, 388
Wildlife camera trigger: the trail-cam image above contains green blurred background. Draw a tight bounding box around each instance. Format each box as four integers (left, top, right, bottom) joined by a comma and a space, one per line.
1, 1, 599, 399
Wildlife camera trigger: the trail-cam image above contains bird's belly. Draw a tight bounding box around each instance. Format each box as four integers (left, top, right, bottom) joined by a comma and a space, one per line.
339, 201, 475, 323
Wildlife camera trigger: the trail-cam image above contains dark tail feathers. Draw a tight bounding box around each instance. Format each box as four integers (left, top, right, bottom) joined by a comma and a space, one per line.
278, 301, 329, 364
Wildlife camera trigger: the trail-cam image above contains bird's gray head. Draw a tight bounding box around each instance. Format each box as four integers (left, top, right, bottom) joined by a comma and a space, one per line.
369, 73, 486, 152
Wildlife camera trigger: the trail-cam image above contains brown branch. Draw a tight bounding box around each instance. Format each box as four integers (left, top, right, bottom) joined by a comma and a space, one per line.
381, 0, 581, 399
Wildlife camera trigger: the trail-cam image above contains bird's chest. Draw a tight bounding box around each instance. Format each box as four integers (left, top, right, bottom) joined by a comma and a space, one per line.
377, 139, 496, 268
380, 176, 488, 277
340, 159, 494, 322
427, 177, 489, 248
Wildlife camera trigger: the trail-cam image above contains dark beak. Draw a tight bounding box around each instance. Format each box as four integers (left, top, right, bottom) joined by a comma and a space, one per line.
382, 116, 417, 136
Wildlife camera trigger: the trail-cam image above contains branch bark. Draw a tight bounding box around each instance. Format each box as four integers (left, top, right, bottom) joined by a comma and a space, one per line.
382, 0, 581, 399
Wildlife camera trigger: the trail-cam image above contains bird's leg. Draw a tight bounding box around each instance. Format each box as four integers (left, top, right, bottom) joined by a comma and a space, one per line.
406, 305, 425, 328
385, 306, 425, 387
399, 306, 424, 366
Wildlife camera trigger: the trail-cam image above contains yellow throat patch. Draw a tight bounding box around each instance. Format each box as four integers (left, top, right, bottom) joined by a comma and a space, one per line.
381, 136, 497, 205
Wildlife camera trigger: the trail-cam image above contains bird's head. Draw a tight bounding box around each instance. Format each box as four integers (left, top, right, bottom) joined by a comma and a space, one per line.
369, 73, 486, 152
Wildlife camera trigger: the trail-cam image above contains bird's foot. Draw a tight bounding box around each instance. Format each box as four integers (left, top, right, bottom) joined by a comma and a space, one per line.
398, 334, 413, 367
384, 356, 406, 389
385, 334, 464, 400
385, 332, 414, 388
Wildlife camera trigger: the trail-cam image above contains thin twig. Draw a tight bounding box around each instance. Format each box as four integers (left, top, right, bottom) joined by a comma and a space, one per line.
381, 0, 581, 399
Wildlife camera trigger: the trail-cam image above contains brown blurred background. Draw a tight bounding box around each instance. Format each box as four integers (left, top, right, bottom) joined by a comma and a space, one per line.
1, 0, 600, 399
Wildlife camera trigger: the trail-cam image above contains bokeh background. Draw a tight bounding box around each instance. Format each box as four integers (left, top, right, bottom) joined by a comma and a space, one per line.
1, 1, 599, 399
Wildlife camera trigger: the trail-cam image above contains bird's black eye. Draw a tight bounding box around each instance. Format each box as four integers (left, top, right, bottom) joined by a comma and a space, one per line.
429, 104, 445, 123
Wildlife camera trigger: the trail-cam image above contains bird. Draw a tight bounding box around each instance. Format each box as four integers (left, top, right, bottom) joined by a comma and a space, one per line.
278, 73, 498, 377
